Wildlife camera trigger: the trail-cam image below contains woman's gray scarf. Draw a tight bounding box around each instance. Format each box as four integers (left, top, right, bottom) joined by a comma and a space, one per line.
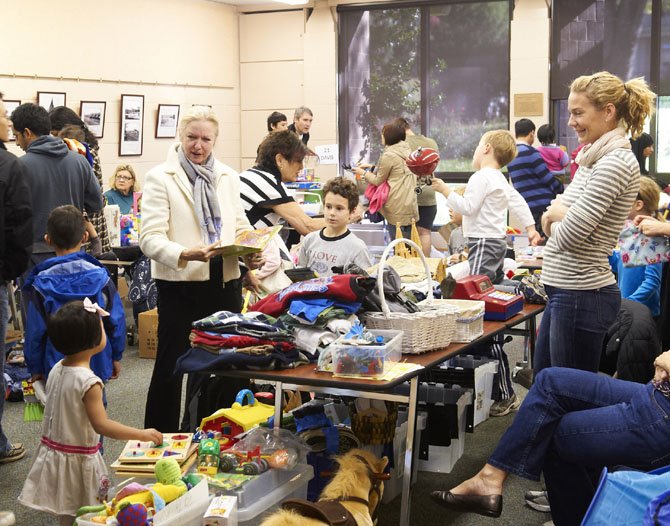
178, 146, 222, 244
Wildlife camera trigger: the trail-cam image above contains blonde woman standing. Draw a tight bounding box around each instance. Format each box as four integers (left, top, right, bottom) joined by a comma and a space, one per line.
430, 71, 657, 526
537, 71, 656, 374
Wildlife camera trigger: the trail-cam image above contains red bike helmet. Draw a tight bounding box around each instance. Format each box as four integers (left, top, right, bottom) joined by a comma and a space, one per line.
406, 147, 440, 176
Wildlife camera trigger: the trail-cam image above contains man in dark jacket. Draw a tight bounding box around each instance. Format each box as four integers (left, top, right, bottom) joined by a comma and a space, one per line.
0, 93, 32, 470
288, 106, 312, 145
10, 103, 102, 268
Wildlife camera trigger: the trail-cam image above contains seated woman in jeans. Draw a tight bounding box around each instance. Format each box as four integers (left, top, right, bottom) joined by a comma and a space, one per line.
431, 357, 670, 525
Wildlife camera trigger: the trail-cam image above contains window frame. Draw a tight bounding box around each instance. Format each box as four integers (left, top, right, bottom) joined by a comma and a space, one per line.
337, 0, 513, 181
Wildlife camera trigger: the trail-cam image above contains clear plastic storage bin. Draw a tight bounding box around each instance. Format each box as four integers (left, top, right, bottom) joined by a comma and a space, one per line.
76, 479, 211, 526
237, 463, 314, 525
331, 329, 403, 378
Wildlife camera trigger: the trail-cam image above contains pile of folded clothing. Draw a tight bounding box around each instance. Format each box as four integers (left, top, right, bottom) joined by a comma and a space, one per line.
175, 311, 308, 374
248, 274, 376, 356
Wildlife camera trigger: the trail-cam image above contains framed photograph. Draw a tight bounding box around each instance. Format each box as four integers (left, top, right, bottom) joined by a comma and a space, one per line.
37, 91, 66, 112
4, 100, 20, 141
79, 101, 106, 138
119, 94, 144, 156
155, 104, 180, 138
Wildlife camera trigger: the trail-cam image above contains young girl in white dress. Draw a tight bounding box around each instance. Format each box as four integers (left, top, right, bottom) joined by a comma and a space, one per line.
18, 299, 162, 526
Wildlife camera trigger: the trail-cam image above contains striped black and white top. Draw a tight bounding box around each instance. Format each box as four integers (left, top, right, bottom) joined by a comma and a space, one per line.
238, 167, 294, 229
542, 148, 640, 290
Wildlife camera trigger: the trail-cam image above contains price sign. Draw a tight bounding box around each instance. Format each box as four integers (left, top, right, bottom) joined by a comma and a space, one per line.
314, 144, 339, 165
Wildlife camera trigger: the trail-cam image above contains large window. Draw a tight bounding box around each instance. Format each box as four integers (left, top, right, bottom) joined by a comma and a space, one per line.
338, 0, 511, 176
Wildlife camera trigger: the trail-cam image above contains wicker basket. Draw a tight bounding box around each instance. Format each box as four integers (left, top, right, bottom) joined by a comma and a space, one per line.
362, 238, 458, 354
420, 299, 485, 343
349, 401, 398, 445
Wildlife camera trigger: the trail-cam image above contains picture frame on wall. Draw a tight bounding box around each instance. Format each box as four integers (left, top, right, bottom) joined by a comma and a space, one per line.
119, 94, 144, 156
4, 100, 20, 141
155, 104, 180, 138
37, 91, 66, 112
80, 101, 106, 138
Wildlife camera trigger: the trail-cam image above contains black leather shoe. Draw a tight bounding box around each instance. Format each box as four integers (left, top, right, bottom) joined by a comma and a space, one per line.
430, 490, 503, 518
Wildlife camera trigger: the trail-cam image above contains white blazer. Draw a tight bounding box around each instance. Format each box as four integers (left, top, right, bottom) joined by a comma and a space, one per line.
140, 144, 252, 283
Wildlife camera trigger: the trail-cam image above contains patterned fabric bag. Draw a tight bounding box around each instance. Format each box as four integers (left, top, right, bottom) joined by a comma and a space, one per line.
127, 255, 157, 310
619, 221, 670, 268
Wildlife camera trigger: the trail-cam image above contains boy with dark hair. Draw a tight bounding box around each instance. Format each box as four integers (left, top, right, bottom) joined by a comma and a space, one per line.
22, 205, 126, 386
267, 111, 288, 132
298, 178, 372, 276
507, 118, 563, 236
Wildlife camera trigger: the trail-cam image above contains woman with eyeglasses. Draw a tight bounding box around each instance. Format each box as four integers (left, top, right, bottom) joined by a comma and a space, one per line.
105, 165, 139, 214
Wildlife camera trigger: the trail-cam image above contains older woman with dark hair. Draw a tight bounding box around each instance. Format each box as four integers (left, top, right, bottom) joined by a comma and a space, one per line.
354, 122, 419, 239
140, 106, 257, 432
49, 106, 111, 253
240, 130, 325, 236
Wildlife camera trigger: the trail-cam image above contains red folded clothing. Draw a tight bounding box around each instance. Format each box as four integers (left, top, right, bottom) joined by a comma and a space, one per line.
190, 330, 294, 352
249, 274, 374, 317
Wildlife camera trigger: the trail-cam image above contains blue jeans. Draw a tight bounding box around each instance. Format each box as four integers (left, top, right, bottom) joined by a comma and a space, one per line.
489, 368, 670, 526
0, 284, 10, 454
534, 284, 621, 374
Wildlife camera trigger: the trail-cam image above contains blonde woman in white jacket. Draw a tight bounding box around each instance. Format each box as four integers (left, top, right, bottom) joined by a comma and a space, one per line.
140, 106, 256, 432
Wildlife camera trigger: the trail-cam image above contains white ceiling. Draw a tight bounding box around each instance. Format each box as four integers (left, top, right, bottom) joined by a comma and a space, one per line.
207, 0, 305, 6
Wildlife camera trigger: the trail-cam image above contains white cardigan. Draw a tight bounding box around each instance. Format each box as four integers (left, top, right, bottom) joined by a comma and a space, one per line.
140, 144, 252, 283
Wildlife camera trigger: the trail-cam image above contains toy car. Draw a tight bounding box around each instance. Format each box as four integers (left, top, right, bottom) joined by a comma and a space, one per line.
219, 451, 269, 475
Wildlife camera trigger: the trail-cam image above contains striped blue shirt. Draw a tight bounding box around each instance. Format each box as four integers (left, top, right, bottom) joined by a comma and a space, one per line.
507, 143, 563, 212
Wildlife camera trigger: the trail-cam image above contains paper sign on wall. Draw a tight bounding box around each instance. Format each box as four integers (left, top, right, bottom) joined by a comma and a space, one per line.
314, 144, 339, 165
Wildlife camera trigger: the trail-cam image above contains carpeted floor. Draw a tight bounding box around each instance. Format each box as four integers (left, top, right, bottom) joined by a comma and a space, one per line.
0, 333, 552, 525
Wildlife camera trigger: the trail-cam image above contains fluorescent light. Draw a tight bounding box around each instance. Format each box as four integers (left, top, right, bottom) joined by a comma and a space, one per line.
272, 0, 308, 4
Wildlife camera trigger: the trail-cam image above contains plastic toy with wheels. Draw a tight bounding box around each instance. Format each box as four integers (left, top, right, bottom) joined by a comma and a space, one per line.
219, 446, 270, 475
199, 389, 275, 450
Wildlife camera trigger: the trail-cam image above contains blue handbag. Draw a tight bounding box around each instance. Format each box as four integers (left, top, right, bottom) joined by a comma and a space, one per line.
644, 489, 670, 525
581, 465, 670, 526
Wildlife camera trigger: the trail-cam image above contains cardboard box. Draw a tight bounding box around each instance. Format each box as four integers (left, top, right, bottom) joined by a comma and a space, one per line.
117, 277, 129, 299
138, 308, 158, 358
203, 495, 237, 525
103, 205, 121, 247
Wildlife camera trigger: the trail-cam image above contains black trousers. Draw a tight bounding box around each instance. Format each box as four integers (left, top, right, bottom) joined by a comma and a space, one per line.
144, 258, 247, 432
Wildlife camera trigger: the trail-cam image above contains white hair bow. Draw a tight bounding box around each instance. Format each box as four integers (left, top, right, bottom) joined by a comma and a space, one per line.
83, 297, 110, 317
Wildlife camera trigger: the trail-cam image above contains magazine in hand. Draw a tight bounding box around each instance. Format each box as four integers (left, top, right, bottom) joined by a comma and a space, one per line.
216, 225, 282, 257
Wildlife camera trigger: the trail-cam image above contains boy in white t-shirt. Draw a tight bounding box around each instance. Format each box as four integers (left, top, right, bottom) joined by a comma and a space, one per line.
298, 178, 372, 276
432, 129, 540, 284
